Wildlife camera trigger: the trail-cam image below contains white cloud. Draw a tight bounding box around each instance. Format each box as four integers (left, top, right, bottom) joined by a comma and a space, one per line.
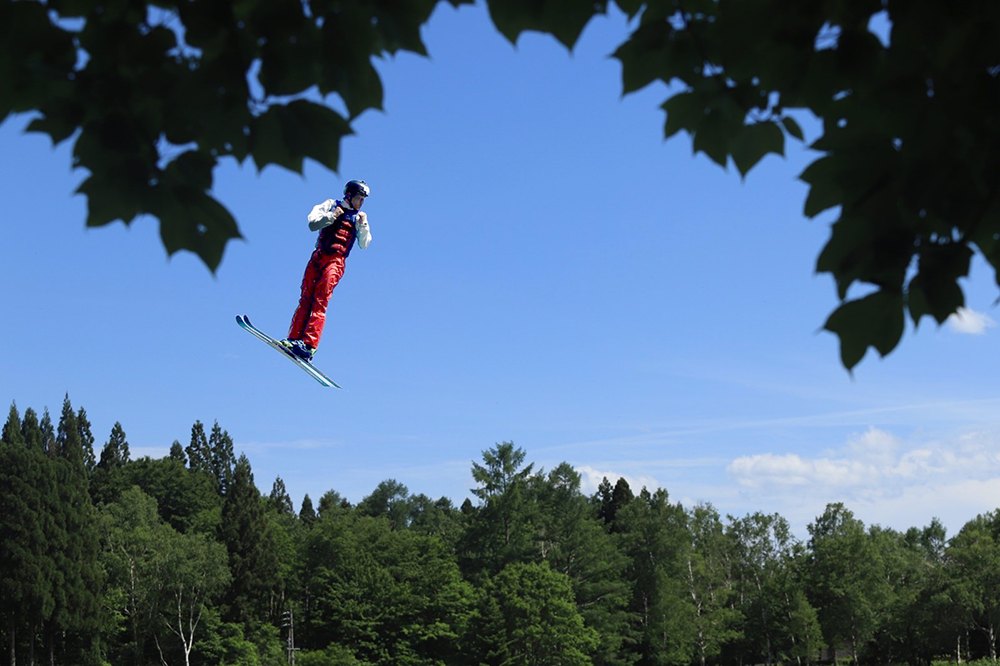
726, 426, 1000, 535
946, 307, 997, 335
575, 464, 660, 496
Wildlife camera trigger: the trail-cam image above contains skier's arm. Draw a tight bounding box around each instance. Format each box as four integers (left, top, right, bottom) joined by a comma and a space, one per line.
307, 199, 343, 232
355, 211, 372, 249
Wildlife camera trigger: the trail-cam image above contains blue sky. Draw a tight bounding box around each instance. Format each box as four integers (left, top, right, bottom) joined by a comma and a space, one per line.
3, 3, 1000, 539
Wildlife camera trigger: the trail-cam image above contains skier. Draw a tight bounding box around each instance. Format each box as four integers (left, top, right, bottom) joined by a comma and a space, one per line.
281, 180, 372, 362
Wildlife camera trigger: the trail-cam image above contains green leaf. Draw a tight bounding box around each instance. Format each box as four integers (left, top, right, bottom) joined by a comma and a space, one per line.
486, 0, 607, 49
250, 105, 302, 173
692, 108, 731, 167
152, 185, 242, 273
661, 91, 704, 139
905, 283, 932, 327
25, 105, 81, 146
781, 115, 805, 141
823, 290, 905, 370
285, 100, 353, 173
612, 21, 673, 95
906, 243, 972, 324
731, 121, 785, 178
800, 156, 843, 218
76, 174, 145, 229
163, 150, 216, 192
250, 101, 352, 174
318, 18, 385, 119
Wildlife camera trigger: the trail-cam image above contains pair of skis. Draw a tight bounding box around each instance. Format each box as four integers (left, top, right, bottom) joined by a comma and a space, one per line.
236, 315, 341, 389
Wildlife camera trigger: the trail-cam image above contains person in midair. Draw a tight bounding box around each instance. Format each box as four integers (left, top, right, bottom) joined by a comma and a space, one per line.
281, 179, 372, 361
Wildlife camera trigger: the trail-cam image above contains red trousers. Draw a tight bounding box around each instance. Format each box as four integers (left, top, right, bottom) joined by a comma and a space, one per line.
287, 249, 346, 349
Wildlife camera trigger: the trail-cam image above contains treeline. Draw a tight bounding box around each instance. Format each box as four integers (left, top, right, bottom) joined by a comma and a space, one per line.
1, 396, 999, 666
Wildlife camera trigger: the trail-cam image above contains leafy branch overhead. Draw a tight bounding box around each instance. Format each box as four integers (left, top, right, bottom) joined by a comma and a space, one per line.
2, 0, 998, 369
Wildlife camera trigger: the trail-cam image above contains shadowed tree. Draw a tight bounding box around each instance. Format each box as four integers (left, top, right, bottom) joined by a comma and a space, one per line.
221, 454, 278, 623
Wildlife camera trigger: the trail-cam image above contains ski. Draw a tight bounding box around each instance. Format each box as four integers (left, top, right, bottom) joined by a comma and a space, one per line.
236, 315, 342, 389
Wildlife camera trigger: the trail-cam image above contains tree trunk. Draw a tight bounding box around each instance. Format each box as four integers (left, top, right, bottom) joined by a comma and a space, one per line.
8, 617, 15, 666
45, 623, 54, 666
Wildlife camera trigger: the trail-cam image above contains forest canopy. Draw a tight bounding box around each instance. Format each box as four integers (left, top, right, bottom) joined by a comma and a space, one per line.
3, 395, 1000, 665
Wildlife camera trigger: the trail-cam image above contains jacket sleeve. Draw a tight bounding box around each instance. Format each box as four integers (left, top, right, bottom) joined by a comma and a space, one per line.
355, 214, 372, 250
307, 199, 342, 232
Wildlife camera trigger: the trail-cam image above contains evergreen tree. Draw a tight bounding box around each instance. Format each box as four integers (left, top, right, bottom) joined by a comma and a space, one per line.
208, 421, 235, 495
169, 439, 187, 464
91, 422, 131, 506
48, 396, 102, 664
76, 406, 97, 474
186, 420, 210, 474
538, 463, 633, 665
2, 403, 23, 444
299, 494, 317, 527
596, 476, 634, 529
461, 442, 538, 577
20, 406, 43, 450
39, 408, 56, 457
221, 454, 278, 623
269, 476, 294, 515
615, 487, 695, 665
1, 404, 50, 666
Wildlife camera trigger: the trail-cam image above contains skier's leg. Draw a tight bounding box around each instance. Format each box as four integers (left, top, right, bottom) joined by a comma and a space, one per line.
288, 251, 324, 341
300, 255, 346, 350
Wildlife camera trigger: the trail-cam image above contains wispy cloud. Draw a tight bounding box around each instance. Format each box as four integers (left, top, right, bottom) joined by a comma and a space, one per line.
947, 307, 997, 335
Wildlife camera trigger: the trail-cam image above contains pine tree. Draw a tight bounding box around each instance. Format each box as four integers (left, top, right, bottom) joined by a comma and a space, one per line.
221, 454, 278, 623
299, 494, 317, 527
39, 408, 56, 458
0, 403, 47, 666
1, 402, 22, 445
76, 406, 96, 474
186, 421, 210, 474
269, 476, 294, 516
208, 421, 235, 495
461, 441, 538, 577
49, 396, 102, 664
21, 407, 42, 450
169, 440, 187, 464
91, 422, 131, 506
13, 406, 57, 663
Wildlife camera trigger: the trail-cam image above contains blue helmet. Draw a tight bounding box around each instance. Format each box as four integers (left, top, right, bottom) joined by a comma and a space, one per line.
344, 180, 370, 199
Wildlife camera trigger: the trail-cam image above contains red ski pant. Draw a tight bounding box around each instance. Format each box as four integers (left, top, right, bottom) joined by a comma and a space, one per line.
287, 249, 346, 349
